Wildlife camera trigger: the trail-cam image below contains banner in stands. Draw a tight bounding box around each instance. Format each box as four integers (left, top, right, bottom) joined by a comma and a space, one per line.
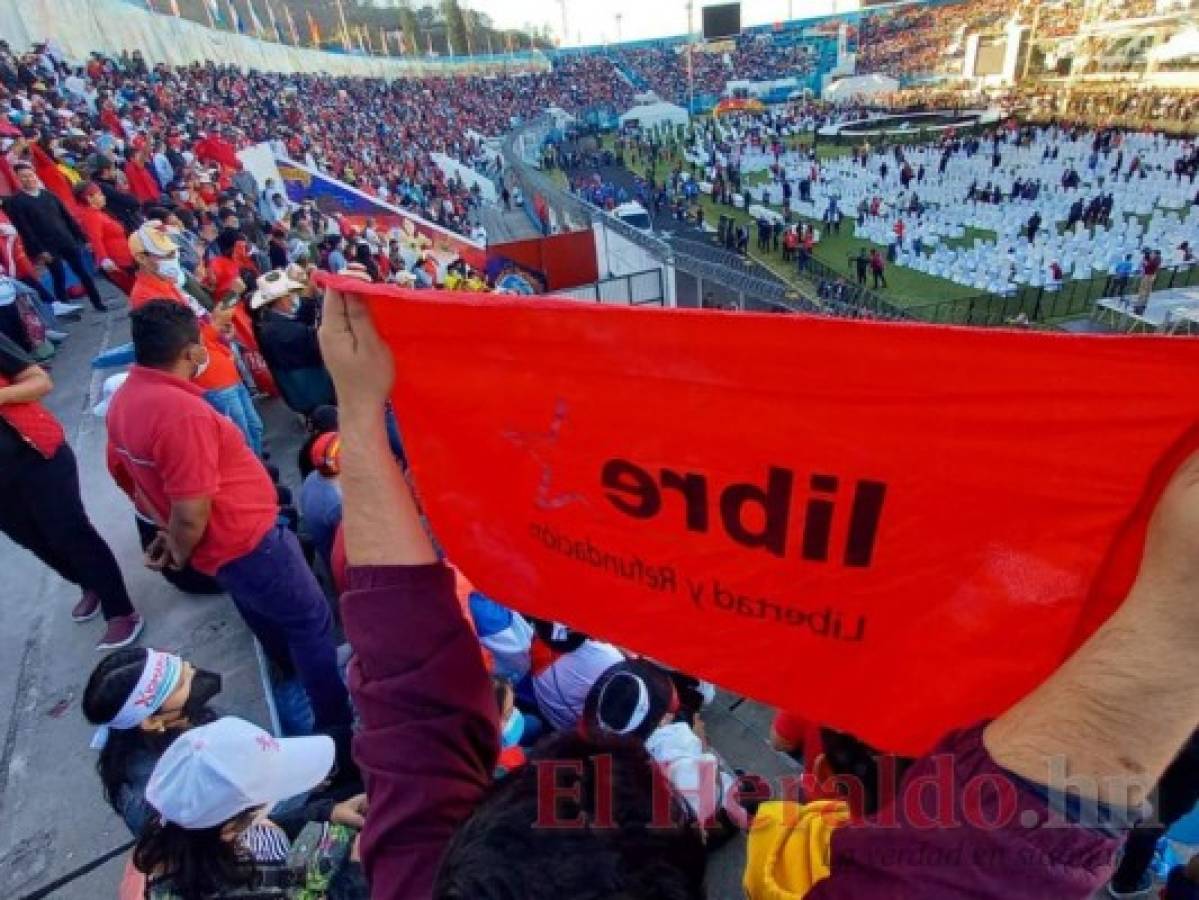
275, 156, 486, 270
324, 275, 1199, 754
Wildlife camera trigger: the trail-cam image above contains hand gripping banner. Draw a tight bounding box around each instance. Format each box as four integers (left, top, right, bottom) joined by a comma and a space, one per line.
323, 275, 1199, 754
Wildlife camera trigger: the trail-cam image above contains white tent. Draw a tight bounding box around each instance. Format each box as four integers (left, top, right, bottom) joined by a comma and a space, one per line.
1150, 27, 1199, 62
619, 101, 690, 130
823, 74, 900, 102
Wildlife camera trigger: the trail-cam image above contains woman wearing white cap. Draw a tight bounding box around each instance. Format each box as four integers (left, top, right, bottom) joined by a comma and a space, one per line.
134, 716, 367, 900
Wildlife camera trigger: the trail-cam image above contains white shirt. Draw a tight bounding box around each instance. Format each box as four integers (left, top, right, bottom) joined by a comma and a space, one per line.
533, 641, 623, 731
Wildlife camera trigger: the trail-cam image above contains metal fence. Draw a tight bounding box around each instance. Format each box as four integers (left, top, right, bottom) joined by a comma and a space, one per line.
790, 256, 919, 320
554, 269, 666, 306
907, 264, 1199, 326
504, 119, 826, 313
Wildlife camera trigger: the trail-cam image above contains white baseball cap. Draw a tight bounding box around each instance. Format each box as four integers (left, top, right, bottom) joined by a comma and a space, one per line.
146, 717, 334, 829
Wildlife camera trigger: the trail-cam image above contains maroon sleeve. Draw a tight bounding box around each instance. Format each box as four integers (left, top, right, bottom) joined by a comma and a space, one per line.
806, 724, 1121, 899
342, 563, 498, 900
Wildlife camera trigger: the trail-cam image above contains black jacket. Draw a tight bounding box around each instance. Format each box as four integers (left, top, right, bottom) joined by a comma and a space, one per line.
94, 177, 143, 233
255, 305, 322, 372
4, 189, 86, 257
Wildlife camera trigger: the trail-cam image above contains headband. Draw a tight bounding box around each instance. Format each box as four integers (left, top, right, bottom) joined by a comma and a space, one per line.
599, 672, 651, 736
90, 650, 183, 750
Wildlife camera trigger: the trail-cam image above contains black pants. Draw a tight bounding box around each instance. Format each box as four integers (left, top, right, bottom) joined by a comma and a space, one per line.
46, 245, 104, 310
1111, 734, 1199, 892
0, 444, 134, 619
872, 270, 887, 289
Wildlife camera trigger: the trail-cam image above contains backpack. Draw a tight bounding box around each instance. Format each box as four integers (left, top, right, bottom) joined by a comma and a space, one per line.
146, 822, 363, 900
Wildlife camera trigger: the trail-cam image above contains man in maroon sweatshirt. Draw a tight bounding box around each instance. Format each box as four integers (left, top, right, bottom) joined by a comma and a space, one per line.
319, 270, 1199, 900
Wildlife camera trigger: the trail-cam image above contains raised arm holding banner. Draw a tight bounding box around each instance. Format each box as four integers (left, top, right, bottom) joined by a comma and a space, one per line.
317, 272, 1199, 755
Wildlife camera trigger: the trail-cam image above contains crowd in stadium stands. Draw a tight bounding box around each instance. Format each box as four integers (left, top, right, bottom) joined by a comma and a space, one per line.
5, 17, 1199, 900
612, 34, 816, 106
1017, 85, 1199, 125
856, 0, 1016, 77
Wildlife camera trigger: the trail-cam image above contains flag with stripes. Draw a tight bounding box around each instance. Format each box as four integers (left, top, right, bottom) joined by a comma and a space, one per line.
247, 0, 265, 38
227, 0, 244, 33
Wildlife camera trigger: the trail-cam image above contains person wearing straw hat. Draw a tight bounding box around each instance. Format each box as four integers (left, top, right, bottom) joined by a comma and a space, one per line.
251, 268, 333, 415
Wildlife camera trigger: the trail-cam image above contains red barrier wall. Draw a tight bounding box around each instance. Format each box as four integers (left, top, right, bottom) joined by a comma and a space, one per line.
491, 229, 599, 291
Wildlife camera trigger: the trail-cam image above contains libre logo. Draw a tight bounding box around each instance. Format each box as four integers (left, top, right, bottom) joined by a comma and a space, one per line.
600, 460, 887, 567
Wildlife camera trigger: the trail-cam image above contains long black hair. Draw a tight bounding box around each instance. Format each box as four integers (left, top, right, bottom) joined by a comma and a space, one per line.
81, 649, 214, 818
133, 810, 259, 899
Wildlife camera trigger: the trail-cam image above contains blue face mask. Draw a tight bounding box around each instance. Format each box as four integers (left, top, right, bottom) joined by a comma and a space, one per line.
501, 709, 525, 749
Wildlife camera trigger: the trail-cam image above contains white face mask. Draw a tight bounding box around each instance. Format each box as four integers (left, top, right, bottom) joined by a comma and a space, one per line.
0, 223, 15, 237
192, 346, 210, 380
157, 258, 185, 287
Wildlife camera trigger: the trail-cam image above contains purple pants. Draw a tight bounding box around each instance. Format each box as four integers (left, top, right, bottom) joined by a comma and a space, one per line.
217, 526, 351, 741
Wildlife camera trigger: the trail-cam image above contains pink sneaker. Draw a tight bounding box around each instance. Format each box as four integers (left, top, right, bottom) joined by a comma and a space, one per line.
96, 614, 144, 651
71, 590, 102, 623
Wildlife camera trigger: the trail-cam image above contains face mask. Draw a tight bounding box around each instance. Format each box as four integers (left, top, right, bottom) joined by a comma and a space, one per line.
501, 708, 525, 749
156, 258, 183, 284
182, 669, 222, 720
192, 345, 210, 380
0, 223, 14, 237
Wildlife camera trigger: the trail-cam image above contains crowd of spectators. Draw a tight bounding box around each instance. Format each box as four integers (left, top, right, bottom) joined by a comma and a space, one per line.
611, 33, 817, 106
3, 21, 1199, 900
856, 0, 1016, 77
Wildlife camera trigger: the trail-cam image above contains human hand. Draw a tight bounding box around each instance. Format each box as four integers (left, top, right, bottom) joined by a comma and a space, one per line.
144, 531, 172, 571
330, 793, 368, 829
37, 252, 52, 264
318, 267, 393, 416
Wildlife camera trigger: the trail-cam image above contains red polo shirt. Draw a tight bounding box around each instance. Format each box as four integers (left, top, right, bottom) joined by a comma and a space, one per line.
105, 365, 277, 575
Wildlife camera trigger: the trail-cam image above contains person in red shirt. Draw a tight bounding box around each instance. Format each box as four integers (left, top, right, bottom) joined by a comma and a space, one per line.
106, 300, 352, 764
0, 332, 141, 650
123, 147, 160, 205
74, 181, 136, 294
204, 228, 250, 306
128, 225, 263, 456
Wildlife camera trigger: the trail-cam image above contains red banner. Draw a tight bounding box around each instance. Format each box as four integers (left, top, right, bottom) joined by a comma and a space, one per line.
325, 275, 1199, 754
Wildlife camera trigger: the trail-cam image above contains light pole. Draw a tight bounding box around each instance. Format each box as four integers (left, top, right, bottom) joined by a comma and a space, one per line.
615, 12, 623, 43
686, 0, 695, 113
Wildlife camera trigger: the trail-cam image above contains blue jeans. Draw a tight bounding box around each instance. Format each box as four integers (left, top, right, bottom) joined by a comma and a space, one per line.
205, 383, 264, 457
216, 526, 352, 743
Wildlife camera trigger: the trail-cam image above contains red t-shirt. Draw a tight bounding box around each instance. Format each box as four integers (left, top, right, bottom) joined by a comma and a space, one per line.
105, 366, 277, 575
129, 272, 241, 392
